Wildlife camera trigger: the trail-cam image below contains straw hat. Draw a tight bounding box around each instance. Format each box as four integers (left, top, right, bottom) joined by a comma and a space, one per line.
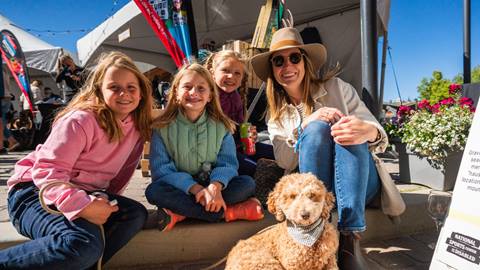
251, 27, 327, 82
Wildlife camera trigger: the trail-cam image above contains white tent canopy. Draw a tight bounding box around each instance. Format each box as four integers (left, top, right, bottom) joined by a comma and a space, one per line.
0, 14, 77, 106
77, 0, 390, 92
0, 14, 68, 74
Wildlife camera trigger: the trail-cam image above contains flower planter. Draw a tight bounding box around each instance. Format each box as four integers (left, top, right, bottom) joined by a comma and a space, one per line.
394, 142, 462, 191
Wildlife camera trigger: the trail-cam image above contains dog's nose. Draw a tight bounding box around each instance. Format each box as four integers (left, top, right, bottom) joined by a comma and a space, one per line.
300, 211, 310, 220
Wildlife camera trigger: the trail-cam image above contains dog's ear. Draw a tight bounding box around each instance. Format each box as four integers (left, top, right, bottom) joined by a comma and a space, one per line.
267, 181, 286, 222
321, 191, 335, 220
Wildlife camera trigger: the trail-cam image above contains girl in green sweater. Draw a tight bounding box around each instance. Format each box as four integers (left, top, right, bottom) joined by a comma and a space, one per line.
145, 63, 264, 231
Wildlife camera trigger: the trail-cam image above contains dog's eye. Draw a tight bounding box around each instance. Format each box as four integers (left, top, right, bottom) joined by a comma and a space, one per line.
307, 192, 315, 199
289, 194, 297, 200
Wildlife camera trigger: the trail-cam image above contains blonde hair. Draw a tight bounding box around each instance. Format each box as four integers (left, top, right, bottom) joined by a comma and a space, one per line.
153, 63, 235, 133
205, 50, 249, 117
55, 51, 153, 142
266, 49, 340, 124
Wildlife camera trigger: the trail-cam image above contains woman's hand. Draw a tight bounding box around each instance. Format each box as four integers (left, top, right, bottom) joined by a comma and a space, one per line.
302, 107, 344, 129
77, 197, 118, 225
249, 125, 258, 142
330, 116, 379, 145
205, 182, 226, 213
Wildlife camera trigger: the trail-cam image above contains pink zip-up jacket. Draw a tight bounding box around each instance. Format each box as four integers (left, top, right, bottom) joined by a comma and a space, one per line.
7, 110, 144, 220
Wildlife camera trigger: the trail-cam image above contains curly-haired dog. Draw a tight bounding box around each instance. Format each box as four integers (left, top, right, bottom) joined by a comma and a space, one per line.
225, 173, 339, 270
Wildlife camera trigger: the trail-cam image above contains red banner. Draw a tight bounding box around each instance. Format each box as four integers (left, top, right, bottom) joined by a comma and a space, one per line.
134, 0, 185, 68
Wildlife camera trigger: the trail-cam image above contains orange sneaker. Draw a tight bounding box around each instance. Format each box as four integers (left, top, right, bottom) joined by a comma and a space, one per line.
157, 208, 186, 231
225, 198, 264, 222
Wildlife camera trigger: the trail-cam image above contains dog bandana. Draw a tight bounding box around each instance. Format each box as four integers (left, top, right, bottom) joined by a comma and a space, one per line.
287, 218, 326, 247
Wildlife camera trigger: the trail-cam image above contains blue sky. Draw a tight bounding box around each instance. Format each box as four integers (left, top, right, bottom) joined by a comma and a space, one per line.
1, 0, 479, 102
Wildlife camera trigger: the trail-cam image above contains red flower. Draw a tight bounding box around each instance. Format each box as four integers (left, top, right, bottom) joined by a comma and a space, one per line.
431, 103, 441, 113
397, 105, 412, 117
459, 97, 474, 107
440, 97, 455, 106
449, 83, 462, 94
417, 99, 431, 111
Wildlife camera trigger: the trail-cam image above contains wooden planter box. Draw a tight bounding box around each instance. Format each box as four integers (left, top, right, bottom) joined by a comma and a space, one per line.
394, 142, 462, 191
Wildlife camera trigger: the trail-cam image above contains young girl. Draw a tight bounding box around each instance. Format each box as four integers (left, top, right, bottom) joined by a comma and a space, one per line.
1, 51, 153, 269
145, 63, 263, 231
206, 50, 274, 177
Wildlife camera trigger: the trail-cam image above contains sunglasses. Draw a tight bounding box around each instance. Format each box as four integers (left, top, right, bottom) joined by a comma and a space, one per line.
270, 52, 304, 67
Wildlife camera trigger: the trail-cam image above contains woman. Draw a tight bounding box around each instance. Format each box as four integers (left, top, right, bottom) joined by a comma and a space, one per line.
56, 55, 85, 102
251, 27, 404, 269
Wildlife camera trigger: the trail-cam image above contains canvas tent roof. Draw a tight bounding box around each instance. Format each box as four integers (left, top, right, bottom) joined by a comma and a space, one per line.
77, 0, 390, 92
0, 14, 73, 75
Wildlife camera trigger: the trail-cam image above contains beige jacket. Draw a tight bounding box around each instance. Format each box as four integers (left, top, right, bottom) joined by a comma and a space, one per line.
267, 77, 405, 217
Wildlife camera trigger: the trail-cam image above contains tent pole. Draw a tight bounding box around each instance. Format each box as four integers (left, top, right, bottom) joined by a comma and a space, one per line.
379, 31, 388, 115
184, 0, 198, 59
360, 0, 379, 119
463, 0, 471, 84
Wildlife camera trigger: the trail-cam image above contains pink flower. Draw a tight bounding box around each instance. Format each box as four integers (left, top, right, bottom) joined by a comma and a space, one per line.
397, 105, 412, 117
440, 97, 455, 106
449, 83, 462, 94
431, 103, 441, 113
459, 97, 474, 107
417, 99, 431, 111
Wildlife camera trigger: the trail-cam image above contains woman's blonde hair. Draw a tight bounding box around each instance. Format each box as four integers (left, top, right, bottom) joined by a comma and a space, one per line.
55, 51, 153, 142
153, 63, 235, 133
266, 48, 340, 124
204, 50, 249, 117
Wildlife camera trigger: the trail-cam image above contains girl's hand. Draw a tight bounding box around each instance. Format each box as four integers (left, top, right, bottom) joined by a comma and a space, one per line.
302, 107, 344, 129
77, 197, 118, 225
195, 188, 213, 207
205, 182, 226, 213
248, 125, 258, 142
330, 116, 379, 145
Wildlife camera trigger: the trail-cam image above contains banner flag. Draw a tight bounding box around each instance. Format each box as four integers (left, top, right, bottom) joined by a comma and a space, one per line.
149, 0, 193, 64
134, 0, 185, 67
171, 0, 193, 62
0, 29, 33, 111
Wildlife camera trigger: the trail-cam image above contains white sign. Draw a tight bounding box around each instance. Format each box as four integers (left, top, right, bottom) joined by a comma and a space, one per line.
431, 109, 480, 269
118, 28, 130, 43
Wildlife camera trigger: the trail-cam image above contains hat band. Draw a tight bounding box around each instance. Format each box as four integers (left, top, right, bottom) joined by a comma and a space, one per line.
270, 40, 303, 51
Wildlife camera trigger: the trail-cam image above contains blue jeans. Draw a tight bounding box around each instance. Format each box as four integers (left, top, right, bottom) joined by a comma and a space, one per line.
145, 175, 256, 222
0, 182, 147, 270
298, 120, 380, 232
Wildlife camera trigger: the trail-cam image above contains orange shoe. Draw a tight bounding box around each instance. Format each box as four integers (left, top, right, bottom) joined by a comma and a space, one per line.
225, 198, 264, 222
157, 208, 186, 231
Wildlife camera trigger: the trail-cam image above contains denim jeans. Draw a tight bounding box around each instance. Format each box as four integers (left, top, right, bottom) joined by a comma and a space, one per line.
145, 175, 256, 222
298, 120, 380, 232
0, 182, 147, 270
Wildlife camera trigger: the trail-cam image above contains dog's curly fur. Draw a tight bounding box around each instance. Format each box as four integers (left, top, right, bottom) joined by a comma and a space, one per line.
225, 173, 339, 270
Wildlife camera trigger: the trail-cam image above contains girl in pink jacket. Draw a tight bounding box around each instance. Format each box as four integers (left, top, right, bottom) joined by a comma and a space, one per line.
0, 51, 153, 270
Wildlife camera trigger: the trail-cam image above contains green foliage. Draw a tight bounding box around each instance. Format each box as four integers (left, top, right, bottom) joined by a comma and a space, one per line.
453, 65, 480, 84
417, 71, 452, 104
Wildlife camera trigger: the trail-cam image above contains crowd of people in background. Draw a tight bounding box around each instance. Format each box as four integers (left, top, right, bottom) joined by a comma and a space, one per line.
0, 54, 86, 153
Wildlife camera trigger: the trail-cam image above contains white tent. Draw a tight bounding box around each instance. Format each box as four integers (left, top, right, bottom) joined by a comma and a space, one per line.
0, 13, 75, 102
77, 0, 390, 93
0, 14, 70, 74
